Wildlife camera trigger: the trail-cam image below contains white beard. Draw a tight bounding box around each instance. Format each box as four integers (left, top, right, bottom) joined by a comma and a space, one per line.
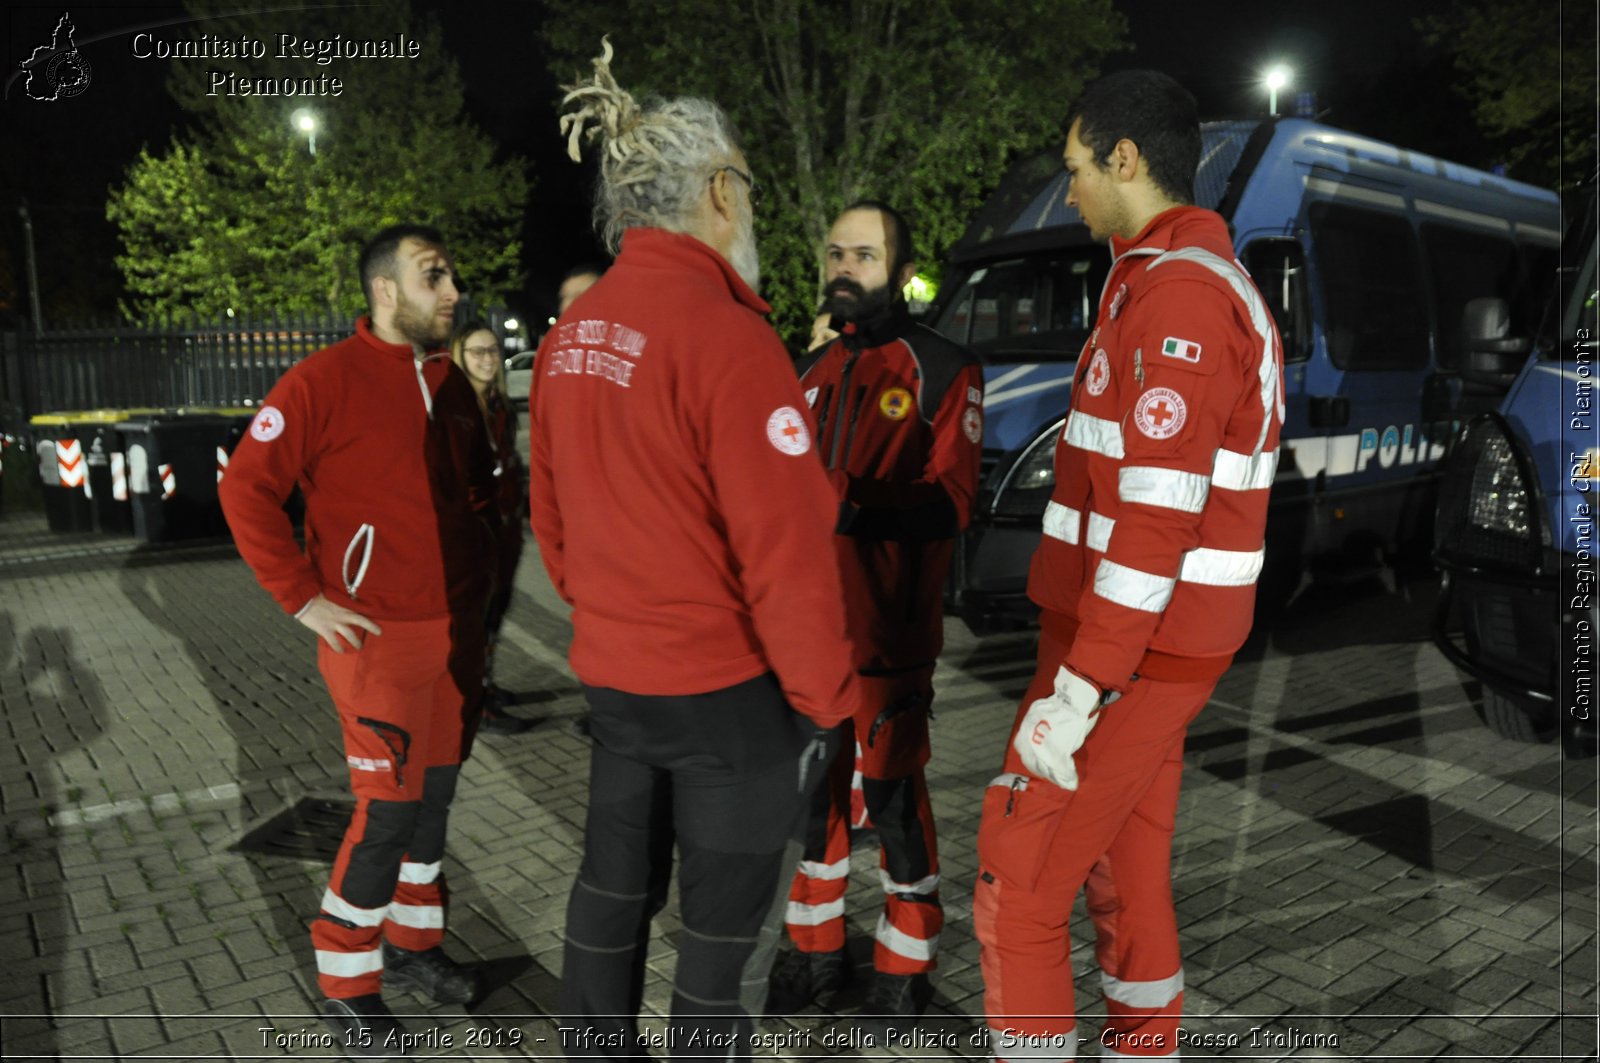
729, 203, 761, 292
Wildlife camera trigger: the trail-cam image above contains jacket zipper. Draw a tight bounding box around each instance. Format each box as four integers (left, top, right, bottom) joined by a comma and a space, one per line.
825, 341, 861, 470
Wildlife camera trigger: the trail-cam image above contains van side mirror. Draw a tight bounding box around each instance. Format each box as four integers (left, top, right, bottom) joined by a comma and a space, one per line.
1459, 296, 1530, 392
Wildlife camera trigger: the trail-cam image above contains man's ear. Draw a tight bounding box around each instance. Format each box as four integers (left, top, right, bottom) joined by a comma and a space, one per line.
1111, 138, 1142, 182
896, 261, 918, 291
708, 168, 738, 223
370, 275, 396, 310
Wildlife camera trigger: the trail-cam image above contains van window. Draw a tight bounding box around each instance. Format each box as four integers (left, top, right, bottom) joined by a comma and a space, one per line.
1420, 223, 1519, 369
1243, 239, 1312, 363
931, 251, 1110, 360
1308, 202, 1429, 370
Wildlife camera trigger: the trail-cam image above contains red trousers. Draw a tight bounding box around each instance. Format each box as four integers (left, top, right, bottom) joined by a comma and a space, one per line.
310, 614, 482, 999
784, 667, 942, 974
974, 623, 1215, 1061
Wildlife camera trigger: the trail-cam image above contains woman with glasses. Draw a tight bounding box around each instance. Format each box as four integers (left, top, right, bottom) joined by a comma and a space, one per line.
451, 319, 534, 735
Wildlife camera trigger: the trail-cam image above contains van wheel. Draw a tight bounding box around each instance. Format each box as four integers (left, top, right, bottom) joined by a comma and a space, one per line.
1474, 687, 1556, 744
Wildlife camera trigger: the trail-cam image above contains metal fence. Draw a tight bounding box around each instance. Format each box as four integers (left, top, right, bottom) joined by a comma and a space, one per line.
0, 307, 521, 425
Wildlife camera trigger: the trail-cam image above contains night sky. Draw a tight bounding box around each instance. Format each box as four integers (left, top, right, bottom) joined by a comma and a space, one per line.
0, 1, 1532, 325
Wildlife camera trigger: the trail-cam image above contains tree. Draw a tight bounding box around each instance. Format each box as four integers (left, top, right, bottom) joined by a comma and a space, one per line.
107, 0, 529, 320
541, 0, 1127, 341
1423, 0, 1597, 191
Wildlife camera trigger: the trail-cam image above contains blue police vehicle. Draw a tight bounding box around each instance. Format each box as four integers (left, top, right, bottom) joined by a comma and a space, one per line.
1433, 183, 1597, 753
934, 117, 1562, 632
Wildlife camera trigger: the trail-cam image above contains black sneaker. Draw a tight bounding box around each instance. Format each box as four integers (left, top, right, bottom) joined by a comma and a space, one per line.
765, 947, 851, 1015
381, 942, 482, 1005
322, 994, 407, 1058
855, 972, 926, 1046
478, 704, 534, 735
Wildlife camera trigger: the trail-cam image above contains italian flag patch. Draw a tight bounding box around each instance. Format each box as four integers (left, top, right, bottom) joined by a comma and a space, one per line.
1161, 336, 1202, 362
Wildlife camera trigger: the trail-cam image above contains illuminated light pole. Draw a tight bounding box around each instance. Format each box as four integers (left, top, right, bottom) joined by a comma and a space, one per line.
293, 109, 318, 155
1264, 66, 1292, 117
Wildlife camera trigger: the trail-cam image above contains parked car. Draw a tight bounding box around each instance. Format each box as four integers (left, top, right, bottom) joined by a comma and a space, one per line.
504, 351, 535, 408
932, 117, 1562, 633
1433, 181, 1597, 755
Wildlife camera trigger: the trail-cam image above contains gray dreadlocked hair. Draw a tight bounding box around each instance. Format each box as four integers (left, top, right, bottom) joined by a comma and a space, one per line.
559, 38, 744, 254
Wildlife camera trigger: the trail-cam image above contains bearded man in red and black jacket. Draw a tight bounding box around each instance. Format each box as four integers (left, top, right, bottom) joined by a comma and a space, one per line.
769, 201, 983, 1036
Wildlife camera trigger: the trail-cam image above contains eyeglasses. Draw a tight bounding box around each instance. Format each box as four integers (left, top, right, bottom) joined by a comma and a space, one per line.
463, 345, 501, 358
713, 165, 761, 208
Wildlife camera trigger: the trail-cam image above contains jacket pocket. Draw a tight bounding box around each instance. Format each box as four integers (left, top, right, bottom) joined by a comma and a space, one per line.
977, 771, 1075, 891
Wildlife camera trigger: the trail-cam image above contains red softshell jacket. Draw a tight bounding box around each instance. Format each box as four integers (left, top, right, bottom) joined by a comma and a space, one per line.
527, 228, 858, 729
220, 318, 498, 621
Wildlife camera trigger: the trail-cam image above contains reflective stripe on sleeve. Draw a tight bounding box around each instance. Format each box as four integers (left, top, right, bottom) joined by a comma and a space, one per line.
1086, 511, 1115, 553
1212, 446, 1278, 491
1102, 967, 1184, 1008
1094, 559, 1176, 613
1064, 410, 1125, 459
1042, 501, 1081, 544
874, 914, 939, 962
1178, 546, 1264, 586
316, 948, 384, 978
786, 898, 846, 926
1119, 466, 1210, 513
320, 889, 387, 928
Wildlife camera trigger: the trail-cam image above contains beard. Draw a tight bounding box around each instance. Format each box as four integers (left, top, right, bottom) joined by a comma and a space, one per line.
393, 289, 452, 349
823, 276, 896, 322
729, 201, 761, 292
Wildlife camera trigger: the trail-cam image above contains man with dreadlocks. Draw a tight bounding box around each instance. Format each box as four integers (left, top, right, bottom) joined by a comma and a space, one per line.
527, 40, 858, 1057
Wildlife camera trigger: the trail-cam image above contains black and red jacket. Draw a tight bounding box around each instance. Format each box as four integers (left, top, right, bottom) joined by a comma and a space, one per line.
798, 300, 984, 672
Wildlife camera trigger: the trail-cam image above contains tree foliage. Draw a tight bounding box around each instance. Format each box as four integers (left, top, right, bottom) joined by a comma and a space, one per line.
541, 0, 1127, 342
1423, 0, 1596, 191
108, 0, 528, 320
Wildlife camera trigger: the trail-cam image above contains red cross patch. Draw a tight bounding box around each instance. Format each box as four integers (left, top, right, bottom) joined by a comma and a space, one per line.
1132, 387, 1187, 440
766, 406, 811, 455
250, 405, 285, 443
1085, 349, 1111, 397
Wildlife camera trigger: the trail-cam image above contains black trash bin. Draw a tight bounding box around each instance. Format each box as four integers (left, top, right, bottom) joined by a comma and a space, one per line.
79, 410, 157, 536
28, 413, 94, 533
120, 409, 235, 542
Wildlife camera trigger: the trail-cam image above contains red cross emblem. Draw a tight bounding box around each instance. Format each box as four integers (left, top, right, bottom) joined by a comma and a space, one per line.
1133, 387, 1187, 440
250, 405, 285, 442
766, 406, 811, 455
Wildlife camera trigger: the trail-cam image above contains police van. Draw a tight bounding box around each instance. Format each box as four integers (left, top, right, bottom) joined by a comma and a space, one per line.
1433, 182, 1596, 754
933, 117, 1562, 631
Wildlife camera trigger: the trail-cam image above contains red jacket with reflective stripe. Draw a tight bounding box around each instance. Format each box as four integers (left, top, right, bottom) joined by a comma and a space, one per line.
219, 318, 498, 621
798, 302, 983, 671
1027, 206, 1285, 690
527, 228, 858, 728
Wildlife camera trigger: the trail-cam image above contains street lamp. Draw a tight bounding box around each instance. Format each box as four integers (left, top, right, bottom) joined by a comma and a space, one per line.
1264, 65, 1292, 117
292, 108, 318, 155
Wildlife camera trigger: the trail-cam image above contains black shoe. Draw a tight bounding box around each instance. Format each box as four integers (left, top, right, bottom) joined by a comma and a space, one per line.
765, 947, 851, 1015
855, 972, 926, 1046
381, 942, 482, 1005
322, 994, 407, 1058
479, 704, 533, 735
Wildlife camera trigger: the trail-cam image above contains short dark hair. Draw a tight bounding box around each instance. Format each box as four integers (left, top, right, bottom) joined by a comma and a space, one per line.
841, 200, 914, 281
358, 224, 447, 309
1069, 70, 1200, 205
562, 262, 608, 285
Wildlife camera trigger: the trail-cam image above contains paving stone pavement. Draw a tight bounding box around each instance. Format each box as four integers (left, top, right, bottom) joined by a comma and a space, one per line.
0, 507, 1595, 1061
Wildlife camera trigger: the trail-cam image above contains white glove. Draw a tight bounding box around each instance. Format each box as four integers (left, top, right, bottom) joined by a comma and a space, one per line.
1013, 666, 1103, 790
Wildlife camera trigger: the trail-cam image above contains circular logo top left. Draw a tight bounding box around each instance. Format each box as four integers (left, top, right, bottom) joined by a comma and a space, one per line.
251, 406, 286, 443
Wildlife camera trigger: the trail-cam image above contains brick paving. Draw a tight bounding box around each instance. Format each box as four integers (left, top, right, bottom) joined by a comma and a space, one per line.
0, 505, 1595, 1061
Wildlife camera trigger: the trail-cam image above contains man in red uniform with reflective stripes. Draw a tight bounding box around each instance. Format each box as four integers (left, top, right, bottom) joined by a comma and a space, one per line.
768, 203, 982, 1034
974, 71, 1285, 1061
220, 224, 497, 1056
